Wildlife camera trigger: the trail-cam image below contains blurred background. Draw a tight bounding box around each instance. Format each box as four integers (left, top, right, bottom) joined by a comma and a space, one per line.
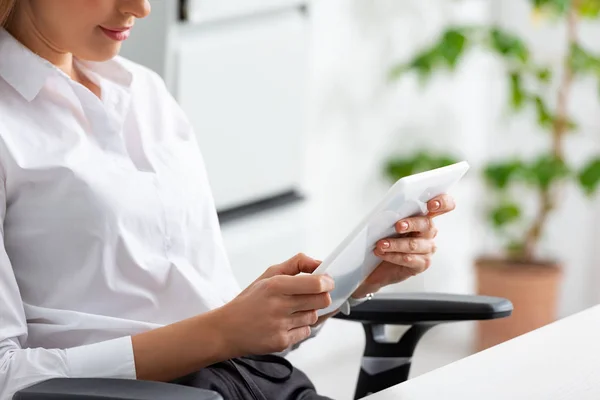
121, 0, 600, 398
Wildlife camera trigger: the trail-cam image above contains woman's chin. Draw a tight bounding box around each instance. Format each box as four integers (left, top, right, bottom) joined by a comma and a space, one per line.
98, 45, 122, 61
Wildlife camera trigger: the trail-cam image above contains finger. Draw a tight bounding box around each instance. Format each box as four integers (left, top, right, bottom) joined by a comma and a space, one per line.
427, 194, 456, 216
358, 262, 409, 294
395, 216, 434, 235
422, 225, 439, 239
270, 253, 322, 276
269, 274, 335, 295
315, 309, 340, 326
376, 237, 435, 255
288, 293, 332, 312
375, 253, 432, 275
288, 310, 319, 329
287, 326, 312, 347
406, 227, 438, 239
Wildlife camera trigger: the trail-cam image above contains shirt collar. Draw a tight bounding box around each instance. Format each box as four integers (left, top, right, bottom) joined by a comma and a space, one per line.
0, 28, 134, 102
76, 57, 133, 90
0, 28, 56, 102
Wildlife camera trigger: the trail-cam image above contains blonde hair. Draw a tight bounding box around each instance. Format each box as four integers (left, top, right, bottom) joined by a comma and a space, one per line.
0, 0, 16, 27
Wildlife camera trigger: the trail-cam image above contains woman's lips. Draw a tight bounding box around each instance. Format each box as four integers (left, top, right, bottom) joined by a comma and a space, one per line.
100, 27, 131, 41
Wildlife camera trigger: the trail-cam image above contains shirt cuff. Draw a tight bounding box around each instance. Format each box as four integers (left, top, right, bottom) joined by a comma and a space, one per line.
66, 336, 136, 379
341, 295, 372, 315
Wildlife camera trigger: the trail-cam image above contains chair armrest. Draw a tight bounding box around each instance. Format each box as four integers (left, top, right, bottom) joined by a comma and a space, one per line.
334, 292, 513, 325
13, 378, 223, 400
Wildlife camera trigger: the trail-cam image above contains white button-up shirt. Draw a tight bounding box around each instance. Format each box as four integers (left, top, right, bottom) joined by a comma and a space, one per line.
0, 28, 242, 399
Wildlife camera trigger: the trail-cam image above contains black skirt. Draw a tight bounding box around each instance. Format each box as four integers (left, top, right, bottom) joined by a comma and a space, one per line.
172, 355, 334, 400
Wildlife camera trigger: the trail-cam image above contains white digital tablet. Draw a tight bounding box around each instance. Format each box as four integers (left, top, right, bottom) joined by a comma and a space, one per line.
313, 161, 470, 316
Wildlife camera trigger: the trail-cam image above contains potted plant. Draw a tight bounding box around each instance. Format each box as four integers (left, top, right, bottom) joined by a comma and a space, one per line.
384, 0, 600, 351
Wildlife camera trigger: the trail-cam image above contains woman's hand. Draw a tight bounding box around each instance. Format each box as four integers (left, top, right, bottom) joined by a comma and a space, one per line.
353, 194, 456, 298
215, 254, 334, 357
132, 254, 332, 381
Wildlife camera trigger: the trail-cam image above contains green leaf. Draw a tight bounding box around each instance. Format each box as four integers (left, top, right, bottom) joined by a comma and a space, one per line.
535, 67, 552, 83
509, 72, 526, 110
388, 63, 410, 81
489, 27, 530, 64
533, 96, 554, 129
527, 154, 571, 190
569, 43, 600, 76
389, 27, 470, 83
385, 152, 460, 181
437, 28, 468, 69
409, 51, 436, 80
489, 202, 522, 229
578, 157, 600, 196
569, 44, 587, 72
577, 0, 600, 17
483, 161, 527, 190
530, 0, 570, 15
389, 51, 435, 81
566, 118, 578, 131
389, 49, 438, 83
437, 155, 461, 167
411, 152, 460, 171
385, 159, 416, 181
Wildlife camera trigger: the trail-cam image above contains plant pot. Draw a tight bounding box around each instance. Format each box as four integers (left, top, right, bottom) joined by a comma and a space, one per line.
475, 257, 562, 352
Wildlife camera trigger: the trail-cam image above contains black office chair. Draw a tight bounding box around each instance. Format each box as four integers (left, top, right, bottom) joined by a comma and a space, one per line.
13, 292, 512, 400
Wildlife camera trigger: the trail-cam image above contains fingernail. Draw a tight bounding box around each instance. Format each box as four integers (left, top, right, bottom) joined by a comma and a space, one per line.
399, 221, 409, 232
381, 240, 390, 250
430, 201, 441, 211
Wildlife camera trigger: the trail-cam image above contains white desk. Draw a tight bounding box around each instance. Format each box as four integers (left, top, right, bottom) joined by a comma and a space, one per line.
367, 305, 600, 400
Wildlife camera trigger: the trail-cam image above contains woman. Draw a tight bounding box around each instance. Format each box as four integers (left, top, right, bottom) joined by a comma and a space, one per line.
0, 1, 455, 399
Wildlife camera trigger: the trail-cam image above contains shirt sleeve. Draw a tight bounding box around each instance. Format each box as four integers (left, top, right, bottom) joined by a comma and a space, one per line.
0, 176, 136, 400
